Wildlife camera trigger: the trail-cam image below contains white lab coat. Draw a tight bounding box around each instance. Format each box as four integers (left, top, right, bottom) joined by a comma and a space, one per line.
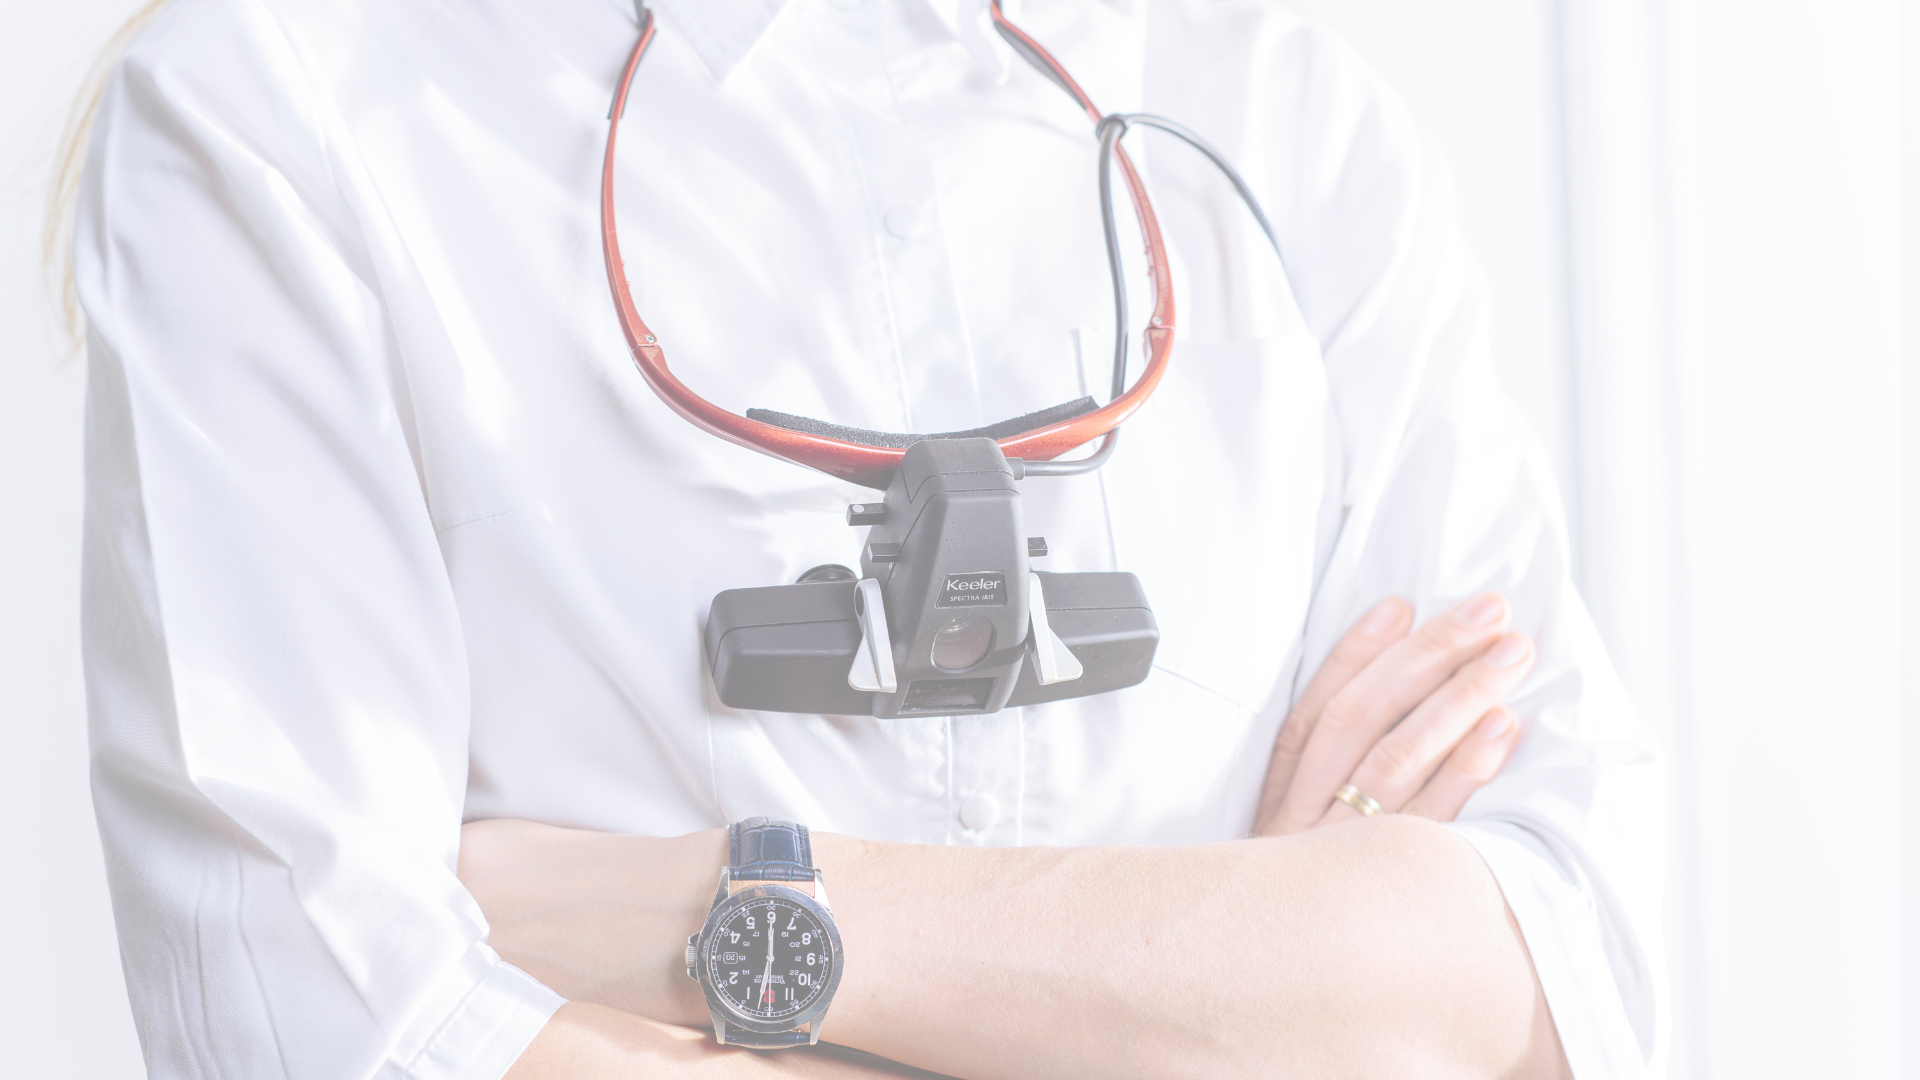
77, 0, 1664, 1076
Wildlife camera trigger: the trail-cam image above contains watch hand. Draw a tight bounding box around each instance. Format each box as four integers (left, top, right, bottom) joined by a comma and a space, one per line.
760, 921, 777, 1009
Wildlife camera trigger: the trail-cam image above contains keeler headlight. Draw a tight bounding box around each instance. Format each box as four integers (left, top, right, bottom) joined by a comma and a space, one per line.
600, 1, 1285, 717
703, 437, 1158, 718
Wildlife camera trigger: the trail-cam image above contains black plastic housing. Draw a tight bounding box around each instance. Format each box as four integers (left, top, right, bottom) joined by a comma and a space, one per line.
705, 579, 870, 715
705, 572, 1158, 715
703, 438, 1157, 717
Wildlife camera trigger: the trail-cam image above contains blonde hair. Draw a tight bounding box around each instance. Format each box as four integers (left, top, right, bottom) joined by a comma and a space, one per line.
43, 0, 175, 355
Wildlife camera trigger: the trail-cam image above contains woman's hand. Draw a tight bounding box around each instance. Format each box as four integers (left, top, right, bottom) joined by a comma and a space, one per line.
1253, 593, 1534, 835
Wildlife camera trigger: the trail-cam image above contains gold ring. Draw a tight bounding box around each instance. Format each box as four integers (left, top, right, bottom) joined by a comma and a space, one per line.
1334, 783, 1382, 817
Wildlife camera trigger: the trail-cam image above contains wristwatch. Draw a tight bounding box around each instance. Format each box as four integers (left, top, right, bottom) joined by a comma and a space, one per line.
686, 817, 844, 1047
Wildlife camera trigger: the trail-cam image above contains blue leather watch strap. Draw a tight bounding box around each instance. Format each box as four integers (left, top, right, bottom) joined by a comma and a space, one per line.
729, 817, 814, 883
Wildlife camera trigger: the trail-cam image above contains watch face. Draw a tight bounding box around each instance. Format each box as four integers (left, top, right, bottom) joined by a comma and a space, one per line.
705, 893, 835, 1023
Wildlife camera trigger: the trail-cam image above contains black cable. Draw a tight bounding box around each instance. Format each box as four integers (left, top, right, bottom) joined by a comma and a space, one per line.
1113, 113, 1286, 266
1095, 115, 1133, 404
1093, 111, 1289, 412
1024, 114, 1285, 480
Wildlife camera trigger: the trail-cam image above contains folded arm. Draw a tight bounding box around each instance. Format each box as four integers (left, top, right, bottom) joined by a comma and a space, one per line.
472, 598, 1571, 1079
479, 817, 1564, 1080
822, 816, 1563, 1078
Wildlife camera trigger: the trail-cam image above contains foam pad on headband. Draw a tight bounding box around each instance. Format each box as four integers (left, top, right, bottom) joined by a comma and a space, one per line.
745, 396, 1099, 450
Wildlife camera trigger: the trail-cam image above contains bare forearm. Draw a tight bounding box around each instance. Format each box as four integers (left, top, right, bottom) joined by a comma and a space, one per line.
471, 817, 1566, 1080
812, 816, 1561, 1079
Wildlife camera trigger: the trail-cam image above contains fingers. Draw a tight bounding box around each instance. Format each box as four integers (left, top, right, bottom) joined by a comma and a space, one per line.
1269, 592, 1512, 834
1335, 630, 1535, 815
1253, 597, 1411, 833
1400, 707, 1524, 821
1285, 597, 1415, 750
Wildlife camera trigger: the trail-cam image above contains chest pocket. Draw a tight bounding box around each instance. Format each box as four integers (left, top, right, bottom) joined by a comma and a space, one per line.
1097, 333, 1332, 715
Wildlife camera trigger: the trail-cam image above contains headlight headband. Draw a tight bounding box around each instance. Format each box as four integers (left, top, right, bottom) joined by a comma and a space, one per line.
598, 1, 1177, 490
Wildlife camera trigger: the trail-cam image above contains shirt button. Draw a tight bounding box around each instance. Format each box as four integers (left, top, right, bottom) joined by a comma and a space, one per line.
883, 202, 927, 240
958, 792, 1001, 832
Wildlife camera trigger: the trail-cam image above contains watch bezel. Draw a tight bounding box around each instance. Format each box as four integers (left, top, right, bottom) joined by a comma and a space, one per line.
696, 881, 844, 1037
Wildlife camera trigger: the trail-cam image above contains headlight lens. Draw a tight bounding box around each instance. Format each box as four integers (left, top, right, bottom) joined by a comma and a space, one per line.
930, 615, 993, 671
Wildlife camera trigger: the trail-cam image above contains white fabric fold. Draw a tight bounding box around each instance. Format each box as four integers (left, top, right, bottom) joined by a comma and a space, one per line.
648, 0, 790, 82
1454, 824, 1660, 1080
378, 950, 564, 1080
924, 0, 1013, 81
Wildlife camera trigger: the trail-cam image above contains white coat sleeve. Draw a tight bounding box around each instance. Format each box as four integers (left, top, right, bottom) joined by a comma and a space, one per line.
76, 4, 563, 1078
1264, 26, 1667, 1080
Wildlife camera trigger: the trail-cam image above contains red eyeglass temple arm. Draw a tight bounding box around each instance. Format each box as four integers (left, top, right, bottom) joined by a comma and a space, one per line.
599, 3, 1175, 490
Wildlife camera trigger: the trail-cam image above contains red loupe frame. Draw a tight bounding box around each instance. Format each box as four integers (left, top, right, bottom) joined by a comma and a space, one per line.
600, 2, 1175, 490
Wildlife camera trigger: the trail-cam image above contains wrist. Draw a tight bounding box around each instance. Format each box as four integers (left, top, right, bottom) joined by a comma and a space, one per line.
793, 831, 884, 1046
657, 828, 728, 1025
682, 820, 871, 1048
804, 830, 872, 895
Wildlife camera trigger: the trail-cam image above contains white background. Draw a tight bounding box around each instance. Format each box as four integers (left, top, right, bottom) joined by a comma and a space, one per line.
0, 1, 1905, 1076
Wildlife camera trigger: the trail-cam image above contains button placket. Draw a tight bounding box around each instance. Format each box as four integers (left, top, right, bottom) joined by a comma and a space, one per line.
948, 707, 1024, 843
811, 13, 988, 435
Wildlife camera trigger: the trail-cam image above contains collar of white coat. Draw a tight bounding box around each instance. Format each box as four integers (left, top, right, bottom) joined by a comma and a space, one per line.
644, 0, 1023, 84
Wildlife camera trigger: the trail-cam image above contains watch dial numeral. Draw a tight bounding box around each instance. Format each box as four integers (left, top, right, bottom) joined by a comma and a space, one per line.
706, 898, 832, 1022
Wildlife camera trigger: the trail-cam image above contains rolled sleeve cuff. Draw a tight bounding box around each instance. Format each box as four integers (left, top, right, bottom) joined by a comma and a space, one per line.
1449, 822, 1653, 1080
377, 941, 567, 1080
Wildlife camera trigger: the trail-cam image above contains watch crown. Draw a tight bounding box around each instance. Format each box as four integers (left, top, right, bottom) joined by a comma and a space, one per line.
685, 944, 698, 968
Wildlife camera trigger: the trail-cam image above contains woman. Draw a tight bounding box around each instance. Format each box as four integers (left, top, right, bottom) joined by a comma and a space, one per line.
69, 0, 1661, 1076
